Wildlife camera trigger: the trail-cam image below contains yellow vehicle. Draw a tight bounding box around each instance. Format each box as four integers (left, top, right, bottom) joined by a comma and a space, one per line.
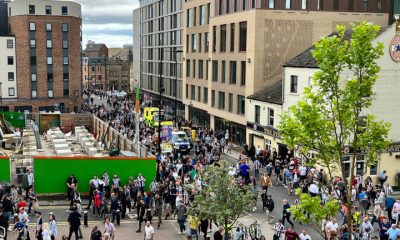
143, 107, 170, 128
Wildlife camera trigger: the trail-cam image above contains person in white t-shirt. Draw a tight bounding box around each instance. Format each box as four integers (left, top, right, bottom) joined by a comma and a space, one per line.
144, 221, 154, 240
325, 218, 339, 239
299, 229, 311, 240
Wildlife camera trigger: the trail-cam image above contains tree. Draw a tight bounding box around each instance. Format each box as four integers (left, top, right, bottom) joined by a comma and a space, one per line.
278, 22, 391, 238
187, 160, 255, 239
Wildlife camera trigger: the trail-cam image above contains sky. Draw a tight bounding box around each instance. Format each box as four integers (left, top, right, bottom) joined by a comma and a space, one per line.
74, 0, 139, 48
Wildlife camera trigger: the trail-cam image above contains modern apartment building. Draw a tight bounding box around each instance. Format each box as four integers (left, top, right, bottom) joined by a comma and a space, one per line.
4, 0, 82, 112
0, 36, 18, 110
183, 0, 391, 146
135, 0, 184, 117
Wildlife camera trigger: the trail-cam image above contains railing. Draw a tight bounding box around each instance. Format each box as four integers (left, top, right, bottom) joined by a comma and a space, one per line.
92, 116, 150, 157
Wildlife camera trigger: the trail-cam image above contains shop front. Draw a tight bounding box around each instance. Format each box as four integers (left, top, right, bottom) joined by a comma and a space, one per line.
189, 106, 210, 128
215, 116, 246, 146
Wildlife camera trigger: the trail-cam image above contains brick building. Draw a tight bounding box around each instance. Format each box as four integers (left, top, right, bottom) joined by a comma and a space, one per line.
106, 50, 133, 91
3, 0, 82, 112
82, 57, 107, 90
84, 41, 108, 58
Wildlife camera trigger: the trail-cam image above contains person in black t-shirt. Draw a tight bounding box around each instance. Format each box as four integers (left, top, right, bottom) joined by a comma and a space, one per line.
213, 226, 223, 240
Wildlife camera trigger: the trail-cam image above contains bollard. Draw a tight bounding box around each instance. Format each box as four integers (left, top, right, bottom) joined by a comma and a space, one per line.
83, 211, 88, 227
116, 209, 121, 225
13, 213, 18, 224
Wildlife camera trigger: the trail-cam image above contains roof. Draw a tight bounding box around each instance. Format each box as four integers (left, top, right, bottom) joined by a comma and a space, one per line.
85, 43, 107, 52
247, 80, 282, 104
284, 28, 386, 68
283, 31, 352, 68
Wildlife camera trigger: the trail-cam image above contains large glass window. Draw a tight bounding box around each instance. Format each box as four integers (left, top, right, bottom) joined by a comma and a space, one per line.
191, 85, 195, 100
268, 0, 274, 8
213, 26, 216, 52
302, 0, 307, 10
239, 22, 247, 51
203, 87, 208, 103
237, 95, 245, 115
229, 61, 236, 84
212, 60, 218, 82
192, 34, 197, 52
230, 23, 235, 52
205, 32, 209, 52
240, 61, 246, 86
200, 5, 205, 25
187, 9, 193, 27
228, 93, 233, 112
211, 90, 215, 107
221, 61, 226, 83
199, 60, 204, 79
218, 91, 225, 110
220, 24, 226, 52
186, 59, 190, 77
285, 0, 291, 9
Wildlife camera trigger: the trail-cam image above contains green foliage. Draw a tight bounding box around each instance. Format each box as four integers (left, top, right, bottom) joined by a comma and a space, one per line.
289, 189, 339, 224
187, 160, 255, 233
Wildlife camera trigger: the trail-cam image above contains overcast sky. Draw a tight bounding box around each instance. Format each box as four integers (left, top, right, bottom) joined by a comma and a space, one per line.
74, 0, 138, 48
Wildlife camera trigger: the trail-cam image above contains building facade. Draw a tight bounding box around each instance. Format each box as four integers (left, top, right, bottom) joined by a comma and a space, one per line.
106, 51, 133, 91
82, 57, 107, 90
246, 22, 400, 186
0, 36, 18, 110
183, 0, 391, 146
135, 0, 184, 118
5, 0, 82, 112
84, 41, 108, 58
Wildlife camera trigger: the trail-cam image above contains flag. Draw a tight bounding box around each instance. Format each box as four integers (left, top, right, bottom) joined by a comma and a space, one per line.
135, 82, 140, 113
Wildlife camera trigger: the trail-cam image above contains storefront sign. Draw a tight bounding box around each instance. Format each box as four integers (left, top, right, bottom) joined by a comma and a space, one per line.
246, 122, 281, 139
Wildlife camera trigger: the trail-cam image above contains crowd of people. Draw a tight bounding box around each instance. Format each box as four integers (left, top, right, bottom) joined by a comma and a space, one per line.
1, 90, 400, 240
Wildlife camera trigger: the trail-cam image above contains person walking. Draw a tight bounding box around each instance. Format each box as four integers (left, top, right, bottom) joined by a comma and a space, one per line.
144, 221, 154, 240
90, 225, 102, 240
48, 213, 58, 240
136, 200, 146, 233
272, 220, 285, 240
67, 206, 81, 240
104, 217, 115, 240
35, 211, 43, 240
282, 199, 294, 228
176, 200, 187, 235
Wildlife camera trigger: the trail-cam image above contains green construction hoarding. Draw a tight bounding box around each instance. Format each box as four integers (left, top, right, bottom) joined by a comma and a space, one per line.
0, 157, 10, 182
33, 156, 156, 194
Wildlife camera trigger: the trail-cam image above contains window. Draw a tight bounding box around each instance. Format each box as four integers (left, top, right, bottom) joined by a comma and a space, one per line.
226, 0, 230, 13
370, 163, 378, 175
30, 56, 36, 65
45, 5, 52, 15
197, 86, 201, 101
46, 40, 52, 48
186, 35, 189, 52
186, 84, 189, 98
255, 105, 260, 124
32, 90, 37, 98
268, 108, 274, 126
237, 95, 245, 115
46, 23, 52, 31
30, 39, 36, 48
193, 7, 197, 26
64, 89, 69, 97
268, 0, 274, 8
191, 85, 195, 100
200, 5, 205, 25
192, 34, 197, 52
29, 22, 36, 31
301, 0, 307, 9
239, 21, 247, 51
363, 0, 368, 11
205, 32, 209, 52
212, 60, 218, 82
187, 9, 193, 27
221, 61, 226, 83
29, 5, 35, 14
230, 23, 235, 52
198, 33, 202, 52
199, 60, 204, 79
193, 60, 196, 78
234, 0, 238, 11
333, 0, 339, 10
203, 87, 208, 103
240, 61, 246, 86
219, 0, 223, 14
63, 57, 69, 65
218, 91, 225, 110
186, 59, 191, 77
47, 57, 53, 65
62, 6, 68, 15
207, 3, 211, 24
220, 24, 226, 52
228, 93, 233, 112
285, 0, 291, 9
31, 73, 37, 81
290, 75, 298, 93
211, 90, 215, 107
62, 23, 68, 32
63, 73, 69, 81
48, 90, 54, 98
229, 61, 236, 84
251, 0, 255, 8
377, 0, 382, 11
8, 72, 14, 81
212, 26, 216, 52
47, 73, 53, 81
7, 39, 13, 48
242, 0, 246, 10
7, 56, 13, 65
8, 88, 15, 96
63, 40, 68, 49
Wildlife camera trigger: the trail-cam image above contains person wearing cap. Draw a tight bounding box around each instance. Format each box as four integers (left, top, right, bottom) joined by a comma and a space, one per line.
35, 211, 43, 240
16, 222, 29, 240
18, 208, 29, 226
